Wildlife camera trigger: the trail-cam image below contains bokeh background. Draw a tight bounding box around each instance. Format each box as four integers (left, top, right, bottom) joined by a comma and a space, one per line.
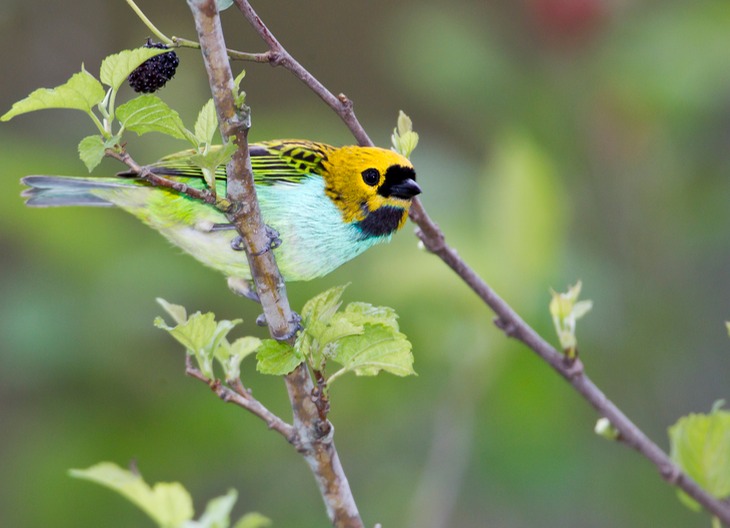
2, 0, 730, 526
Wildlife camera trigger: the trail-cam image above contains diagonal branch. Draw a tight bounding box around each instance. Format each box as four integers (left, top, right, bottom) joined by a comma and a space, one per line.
222, 1, 730, 525
232, 0, 372, 148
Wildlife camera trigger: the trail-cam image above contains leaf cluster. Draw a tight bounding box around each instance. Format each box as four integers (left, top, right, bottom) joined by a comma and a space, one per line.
155, 285, 415, 388
256, 284, 415, 386
70, 462, 270, 528
1, 47, 244, 183
155, 299, 260, 382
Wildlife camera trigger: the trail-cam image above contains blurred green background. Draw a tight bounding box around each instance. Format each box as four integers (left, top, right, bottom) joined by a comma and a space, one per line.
2, 0, 730, 526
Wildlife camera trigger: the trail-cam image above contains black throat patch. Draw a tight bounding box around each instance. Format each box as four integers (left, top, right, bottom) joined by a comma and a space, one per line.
356, 205, 406, 239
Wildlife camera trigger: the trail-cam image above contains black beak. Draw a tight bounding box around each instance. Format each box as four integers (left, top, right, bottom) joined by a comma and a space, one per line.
388, 178, 421, 200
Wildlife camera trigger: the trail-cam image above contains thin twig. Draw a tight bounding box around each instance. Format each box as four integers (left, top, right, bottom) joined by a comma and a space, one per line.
409, 201, 730, 525
105, 148, 221, 206
185, 356, 297, 441
232, 0, 372, 148
222, 2, 730, 525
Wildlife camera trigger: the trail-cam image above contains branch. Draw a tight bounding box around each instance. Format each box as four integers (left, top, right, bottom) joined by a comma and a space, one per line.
105, 148, 219, 206
185, 355, 296, 441
411, 204, 730, 523
232, 0, 372, 147
222, 2, 730, 525
186, 2, 363, 527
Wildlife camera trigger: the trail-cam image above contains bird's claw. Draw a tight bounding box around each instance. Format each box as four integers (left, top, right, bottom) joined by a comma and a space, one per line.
230, 235, 246, 251
229, 226, 280, 255
250, 225, 282, 256
266, 225, 283, 250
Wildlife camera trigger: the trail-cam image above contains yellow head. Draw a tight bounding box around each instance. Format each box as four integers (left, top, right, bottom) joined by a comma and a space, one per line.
322, 146, 421, 238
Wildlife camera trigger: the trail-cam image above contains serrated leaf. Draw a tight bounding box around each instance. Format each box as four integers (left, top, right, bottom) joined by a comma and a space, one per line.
216, 336, 262, 381
1, 69, 105, 121
669, 410, 730, 511
117, 94, 192, 142
70, 462, 194, 527
301, 284, 350, 327
189, 489, 237, 528
232, 512, 272, 528
342, 302, 399, 331
78, 135, 106, 172
256, 339, 302, 375
190, 142, 237, 190
328, 324, 415, 383
100, 47, 171, 92
156, 298, 188, 325
155, 309, 242, 379
316, 312, 364, 353
194, 99, 218, 146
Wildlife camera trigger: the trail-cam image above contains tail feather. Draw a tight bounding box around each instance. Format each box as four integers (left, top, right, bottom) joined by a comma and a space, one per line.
20, 176, 128, 208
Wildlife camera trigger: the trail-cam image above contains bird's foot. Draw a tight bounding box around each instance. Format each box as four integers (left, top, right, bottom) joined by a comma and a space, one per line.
250, 225, 282, 256
266, 225, 282, 250
229, 226, 281, 255
230, 235, 246, 251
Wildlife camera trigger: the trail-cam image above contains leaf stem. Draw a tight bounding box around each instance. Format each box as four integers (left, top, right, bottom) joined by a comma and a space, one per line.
125, 0, 173, 45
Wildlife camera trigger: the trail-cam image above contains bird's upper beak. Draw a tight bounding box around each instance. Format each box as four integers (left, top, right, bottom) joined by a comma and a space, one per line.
388, 178, 422, 200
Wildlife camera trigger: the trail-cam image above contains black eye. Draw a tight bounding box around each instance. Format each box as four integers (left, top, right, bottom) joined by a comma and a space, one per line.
361, 168, 380, 186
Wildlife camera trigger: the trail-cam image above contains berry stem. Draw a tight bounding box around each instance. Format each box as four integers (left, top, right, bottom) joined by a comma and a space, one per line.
126, 0, 173, 45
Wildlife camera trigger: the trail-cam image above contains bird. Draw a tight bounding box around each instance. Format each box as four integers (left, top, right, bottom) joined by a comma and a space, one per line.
21, 139, 421, 282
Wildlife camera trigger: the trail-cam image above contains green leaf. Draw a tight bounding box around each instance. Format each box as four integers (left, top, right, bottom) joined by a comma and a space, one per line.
549, 281, 592, 358
328, 324, 415, 383
194, 99, 218, 146
726, 321, 730, 337
232, 512, 272, 528
78, 135, 107, 172
341, 302, 399, 331
216, 336, 261, 381
189, 142, 237, 190
155, 308, 242, 379
156, 298, 188, 326
117, 94, 192, 142
100, 47, 171, 92
314, 312, 363, 353
1, 69, 105, 121
192, 489, 237, 528
301, 284, 349, 327
256, 339, 302, 375
669, 409, 730, 511
390, 110, 419, 158
233, 70, 247, 107
70, 462, 194, 527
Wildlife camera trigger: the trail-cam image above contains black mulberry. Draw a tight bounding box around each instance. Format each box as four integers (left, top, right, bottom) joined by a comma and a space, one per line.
127, 40, 179, 93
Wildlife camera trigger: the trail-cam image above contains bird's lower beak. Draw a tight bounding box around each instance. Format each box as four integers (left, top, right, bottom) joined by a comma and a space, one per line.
389, 178, 422, 199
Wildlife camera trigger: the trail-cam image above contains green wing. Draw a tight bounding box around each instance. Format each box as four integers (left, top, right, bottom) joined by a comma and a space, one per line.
145, 140, 334, 185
